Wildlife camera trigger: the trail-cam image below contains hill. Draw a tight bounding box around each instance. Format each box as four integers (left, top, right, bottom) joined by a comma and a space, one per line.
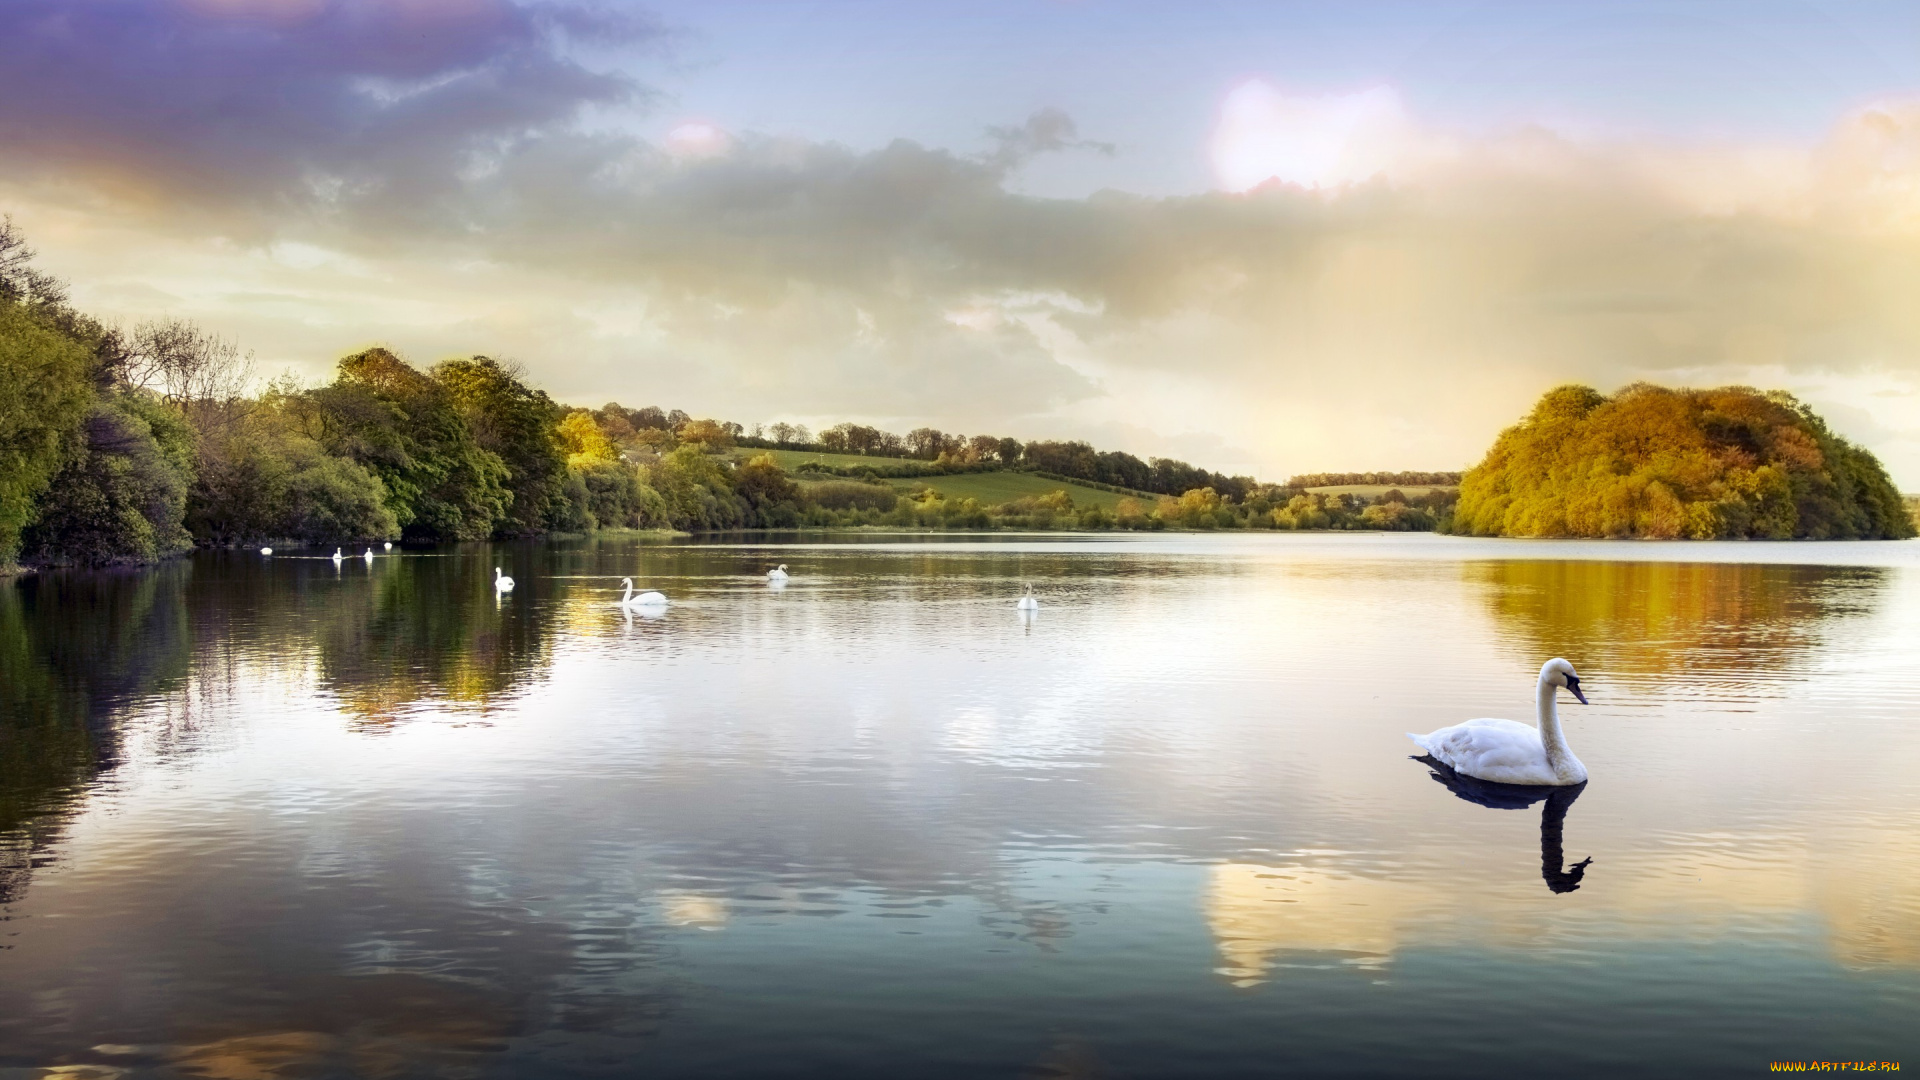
1451, 384, 1913, 540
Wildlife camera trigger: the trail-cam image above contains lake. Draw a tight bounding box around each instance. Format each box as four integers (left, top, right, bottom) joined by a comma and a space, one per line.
3, 533, 1918, 1077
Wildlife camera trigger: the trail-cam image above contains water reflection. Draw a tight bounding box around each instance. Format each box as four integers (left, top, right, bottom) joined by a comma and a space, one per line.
311, 552, 556, 727
0, 565, 192, 903
1205, 865, 1412, 988
1415, 755, 1593, 894
1, 537, 1916, 1074
1473, 559, 1889, 688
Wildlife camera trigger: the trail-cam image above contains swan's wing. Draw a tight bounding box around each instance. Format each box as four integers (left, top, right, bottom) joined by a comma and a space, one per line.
1409, 719, 1548, 780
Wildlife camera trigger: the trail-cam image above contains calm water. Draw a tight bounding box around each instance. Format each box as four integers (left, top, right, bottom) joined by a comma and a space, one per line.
3, 533, 1919, 1078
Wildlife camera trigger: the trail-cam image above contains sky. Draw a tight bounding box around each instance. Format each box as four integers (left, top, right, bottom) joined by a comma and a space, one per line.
4, 1, 1920, 484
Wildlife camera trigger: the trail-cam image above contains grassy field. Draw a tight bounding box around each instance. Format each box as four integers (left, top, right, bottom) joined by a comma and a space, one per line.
735, 449, 1128, 509
882, 471, 1129, 510
734, 447, 897, 472
1305, 484, 1456, 498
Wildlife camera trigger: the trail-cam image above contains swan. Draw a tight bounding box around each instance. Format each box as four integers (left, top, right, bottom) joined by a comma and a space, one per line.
1015, 584, 1039, 611
494, 566, 515, 592
619, 576, 668, 608
363, 547, 374, 563
1407, 658, 1590, 786
767, 564, 789, 582
383, 541, 392, 551
331, 547, 344, 564
259, 546, 273, 556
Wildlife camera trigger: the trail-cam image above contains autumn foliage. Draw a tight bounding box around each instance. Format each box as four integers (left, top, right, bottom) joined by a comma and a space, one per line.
1452, 384, 1913, 540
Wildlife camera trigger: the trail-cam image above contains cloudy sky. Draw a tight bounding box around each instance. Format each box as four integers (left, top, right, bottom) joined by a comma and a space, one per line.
5, 1, 1920, 483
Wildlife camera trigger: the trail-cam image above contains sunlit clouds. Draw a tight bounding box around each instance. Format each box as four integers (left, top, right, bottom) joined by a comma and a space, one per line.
3, 1, 1920, 483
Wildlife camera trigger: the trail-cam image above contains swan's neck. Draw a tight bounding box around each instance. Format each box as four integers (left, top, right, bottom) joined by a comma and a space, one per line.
622, 581, 633, 601
1536, 677, 1576, 777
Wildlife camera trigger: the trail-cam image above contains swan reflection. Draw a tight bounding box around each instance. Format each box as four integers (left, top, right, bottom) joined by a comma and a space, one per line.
1415, 755, 1593, 894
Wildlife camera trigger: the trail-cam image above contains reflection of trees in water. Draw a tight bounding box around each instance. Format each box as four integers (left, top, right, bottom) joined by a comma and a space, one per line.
1473, 560, 1888, 686
313, 552, 555, 729
1, 551, 562, 903
0, 563, 193, 902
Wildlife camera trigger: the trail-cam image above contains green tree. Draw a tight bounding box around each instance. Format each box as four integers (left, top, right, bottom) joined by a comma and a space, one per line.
735, 453, 800, 527
0, 301, 93, 565
18, 393, 196, 566
304, 348, 510, 541
433, 357, 567, 536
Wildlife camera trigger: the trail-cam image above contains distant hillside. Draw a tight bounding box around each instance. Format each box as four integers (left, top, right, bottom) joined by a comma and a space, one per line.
1451, 384, 1913, 540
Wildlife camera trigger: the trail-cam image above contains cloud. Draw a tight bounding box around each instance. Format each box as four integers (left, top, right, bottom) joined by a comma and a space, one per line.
981, 108, 1115, 174
6, 16, 1920, 482
1209, 82, 1413, 190
0, 0, 654, 218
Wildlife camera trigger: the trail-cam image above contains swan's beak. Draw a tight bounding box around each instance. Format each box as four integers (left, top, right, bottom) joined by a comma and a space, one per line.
1566, 676, 1588, 705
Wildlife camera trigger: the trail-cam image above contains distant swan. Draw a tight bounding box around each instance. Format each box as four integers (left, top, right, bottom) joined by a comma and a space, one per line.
620, 576, 667, 608
1407, 658, 1589, 786
494, 566, 515, 592
363, 547, 374, 563
331, 548, 344, 564
767, 564, 789, 582
259, 546, 272, 556
383, 541, 392, 551
1016, 584, 1039, 611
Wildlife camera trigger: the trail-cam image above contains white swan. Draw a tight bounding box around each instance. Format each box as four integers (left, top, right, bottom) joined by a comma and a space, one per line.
259, 546, 272, 556
363, 547, 374, 563
1016, 584, 1039, 611
767, 564, 789, 582
1408, 658, 1589, 786
494, 566, 515, 592
331, 547, 344, 564
619, 576, 667, 609
383, 541, 392, 551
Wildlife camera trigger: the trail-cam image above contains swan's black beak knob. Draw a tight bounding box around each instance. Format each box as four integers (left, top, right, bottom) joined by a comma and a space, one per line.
1566, 675, 1588, 705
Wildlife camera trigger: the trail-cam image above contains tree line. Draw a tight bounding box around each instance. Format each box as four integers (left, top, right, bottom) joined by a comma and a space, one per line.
1283, 471, 1463, 489
2, 219, 1468, 568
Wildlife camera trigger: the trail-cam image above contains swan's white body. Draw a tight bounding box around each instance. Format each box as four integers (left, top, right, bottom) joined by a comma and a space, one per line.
1016, 584, 1039, 611
331, 548, 344, 564
1408, 659, 1589, 786
767, 564, 789, 582
494, 566, 515, 592
383, 541, 392, 551
620, 577, 667, 609
363, 547, 374, 563
260, 546, 272, 556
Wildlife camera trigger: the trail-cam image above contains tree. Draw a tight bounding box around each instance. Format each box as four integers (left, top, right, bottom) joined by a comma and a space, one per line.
558, 409, 616, 464
678, 418, 734, 448
434, 356, 568, 536
0, 301, 94, 564
187, 388, 397, 545
121, 318, 252, 406
906, 427, 949, 459
306, 348, 510, 541
735, 453, 800, 527
19, 394, 196, 566
1453, 383, 1915, 540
